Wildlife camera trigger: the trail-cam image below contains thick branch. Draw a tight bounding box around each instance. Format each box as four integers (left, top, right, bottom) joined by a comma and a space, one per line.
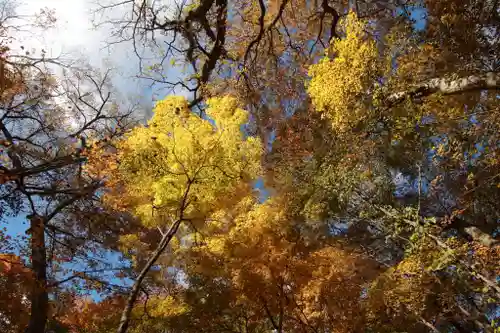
198, 0, 227, 86
260, 297, 280, 332
244, 0, 290, 65
49, 267, 131, 287
322, 0, 339, 41
2, 155, 85, 181
45, 182, 100, 223
387, 72, 500, 106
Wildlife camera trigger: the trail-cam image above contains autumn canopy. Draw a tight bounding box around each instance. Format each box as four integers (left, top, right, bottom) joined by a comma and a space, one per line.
0, 0, 499, 332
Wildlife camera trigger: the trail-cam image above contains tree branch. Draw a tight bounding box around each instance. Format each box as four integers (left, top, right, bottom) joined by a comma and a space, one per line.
116, 218, 182, 333
116, 179, 193, 333
386, 72, 500, 106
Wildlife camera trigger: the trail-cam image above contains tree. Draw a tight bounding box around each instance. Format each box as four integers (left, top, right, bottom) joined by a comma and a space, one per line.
0, 2, 139, 332
2, 0, 499, 332
87, 95, 262, 333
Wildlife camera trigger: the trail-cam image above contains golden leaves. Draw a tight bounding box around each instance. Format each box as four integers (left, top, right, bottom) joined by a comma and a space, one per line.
179, 194, 378, 333
146, 296, 189, 318
92, 95, 262, 229
307, 11, 378, 131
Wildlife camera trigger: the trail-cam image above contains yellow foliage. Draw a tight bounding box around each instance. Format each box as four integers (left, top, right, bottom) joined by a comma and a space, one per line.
100, 95, 262, 228
146, 296, 189, 318
307, 11, 378, 131
367, 241, 462, 321
299, 247, 370, 330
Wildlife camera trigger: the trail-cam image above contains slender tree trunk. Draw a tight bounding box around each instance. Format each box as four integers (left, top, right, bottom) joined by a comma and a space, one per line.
26, 216, 48, 333
261, 297, 280, 333
116, 219, 182, 333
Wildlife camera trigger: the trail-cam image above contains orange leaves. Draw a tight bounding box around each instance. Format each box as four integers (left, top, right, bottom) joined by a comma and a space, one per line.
0, 171, 19, 185
470, 243, 500, 276
0, 254, 32, 332
82, 141, 119, 184
296, 247, 376, 331
0, 253, 31, 276
180, 195, 380, 332
60, 295, 125, 333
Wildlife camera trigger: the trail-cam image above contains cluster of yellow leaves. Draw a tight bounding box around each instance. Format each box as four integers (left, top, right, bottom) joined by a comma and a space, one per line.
384, 256, 439, 314
187, 196, 288, 276
93, 95, 262, 229
299, 247, 372, 331
307, 11, 378, 131
145, 295, 189, 318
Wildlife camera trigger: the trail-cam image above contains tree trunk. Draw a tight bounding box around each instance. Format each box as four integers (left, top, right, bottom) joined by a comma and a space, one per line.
116, 219, 182, 333
26, 216, 48, 333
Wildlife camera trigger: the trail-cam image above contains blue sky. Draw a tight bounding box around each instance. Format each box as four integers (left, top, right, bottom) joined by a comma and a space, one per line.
3, 0, 184, 234
400, 5, 427, 31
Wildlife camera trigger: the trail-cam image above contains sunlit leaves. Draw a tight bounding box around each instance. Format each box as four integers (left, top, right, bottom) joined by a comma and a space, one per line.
98, 95, 262, 229
308, 12, 379, 131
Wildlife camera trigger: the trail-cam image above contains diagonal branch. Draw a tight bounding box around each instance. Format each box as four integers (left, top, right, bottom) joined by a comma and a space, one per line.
48, 267, 132, 288
260, 296, 280, 332
386, 72, 500, 106
116, 218, 183, 333
116, 179, 194, 333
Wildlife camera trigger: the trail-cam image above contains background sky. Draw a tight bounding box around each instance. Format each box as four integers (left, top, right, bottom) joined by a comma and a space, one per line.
2, 0, 137, 237
3, 0, 180, 238
14, 0, 160, 115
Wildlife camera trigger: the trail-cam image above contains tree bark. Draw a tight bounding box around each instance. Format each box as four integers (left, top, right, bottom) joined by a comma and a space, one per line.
387, 72, 500, 106
26, 216, 48, 333
116, 219, 182, 333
